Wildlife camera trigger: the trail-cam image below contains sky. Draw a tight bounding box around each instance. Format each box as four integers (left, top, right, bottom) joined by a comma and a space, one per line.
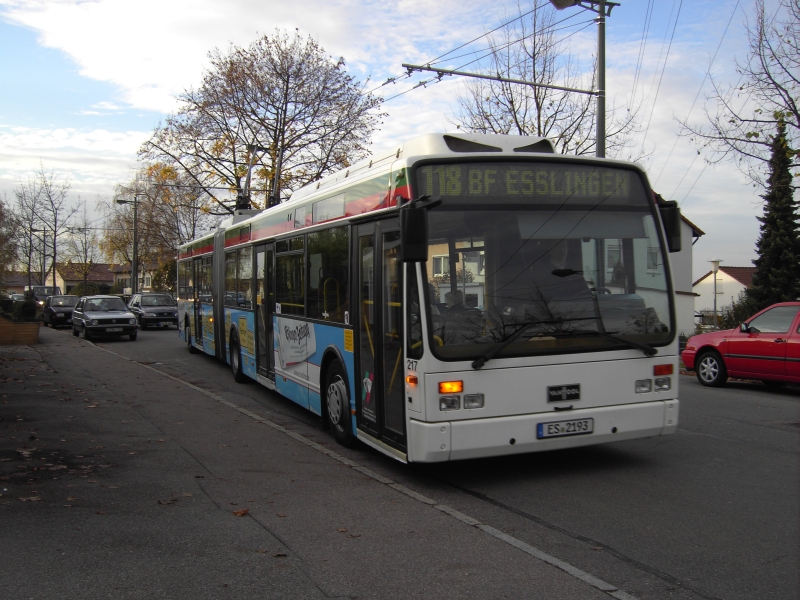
0, 0, 779, 281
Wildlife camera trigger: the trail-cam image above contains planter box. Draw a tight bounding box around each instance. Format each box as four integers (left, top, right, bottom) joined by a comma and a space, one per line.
0, 316, 40, 345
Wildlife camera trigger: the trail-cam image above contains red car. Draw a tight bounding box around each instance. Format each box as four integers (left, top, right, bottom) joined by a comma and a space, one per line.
682, 302, 800, 387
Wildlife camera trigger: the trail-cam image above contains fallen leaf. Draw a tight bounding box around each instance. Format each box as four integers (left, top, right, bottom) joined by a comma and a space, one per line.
337, 527, 348, 533
347, 533, 361, 539
277, 513, 288, 517
157, 498, 176, 505
96, 510, 105, 515
182, 492, 192, 497
66, 496, 80, 501
232, 508, 249, 517
19, 496, 41, 502
273, 552, 287, 558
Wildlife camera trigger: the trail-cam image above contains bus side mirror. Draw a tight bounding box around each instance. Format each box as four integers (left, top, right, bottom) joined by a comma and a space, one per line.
400, 196, 441, 263
658, 200, 682, 253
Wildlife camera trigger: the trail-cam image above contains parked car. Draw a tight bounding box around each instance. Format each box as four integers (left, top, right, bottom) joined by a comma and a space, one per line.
71, 295, 138, 341
127, 292, 178, 329
682, 302, 800, 387
10, 293, 25, 302
41, 295, 78, 328
24, 285, 62, 306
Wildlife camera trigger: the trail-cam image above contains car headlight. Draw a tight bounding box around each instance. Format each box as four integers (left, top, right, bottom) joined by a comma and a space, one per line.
91, 319, 98, 326
129, 318, 137, 325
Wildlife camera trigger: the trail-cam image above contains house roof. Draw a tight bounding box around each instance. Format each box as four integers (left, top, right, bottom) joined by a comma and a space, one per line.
2, 271, 45, 287
680, 214, 705, 238
692, 266, 757, 288
56, 262, 115, 283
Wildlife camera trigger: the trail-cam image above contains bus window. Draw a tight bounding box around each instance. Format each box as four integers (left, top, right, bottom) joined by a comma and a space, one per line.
307, 227, 349, 322
225, 251, 237, 307
238, 247, 252, 309
276, 254, 305, 316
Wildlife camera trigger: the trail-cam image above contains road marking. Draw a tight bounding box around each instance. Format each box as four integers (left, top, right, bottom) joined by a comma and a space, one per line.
96, 344, 639, 600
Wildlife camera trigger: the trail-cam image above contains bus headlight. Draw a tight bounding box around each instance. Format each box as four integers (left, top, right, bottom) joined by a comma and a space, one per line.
635, 379, 652, 393
463, 393, 485, 409
440, 396, 460, 411
655, 377, 671, 391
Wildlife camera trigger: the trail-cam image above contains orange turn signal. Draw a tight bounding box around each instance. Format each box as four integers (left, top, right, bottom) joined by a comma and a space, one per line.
406, 375, 418, 386
654, 364, 674, 376
439, 381, 463, 394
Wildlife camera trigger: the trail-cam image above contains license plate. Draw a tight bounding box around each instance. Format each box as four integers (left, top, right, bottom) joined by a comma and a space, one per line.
159, 322, 170, 326
537, 418, 594, 439
106, 327, 123, 332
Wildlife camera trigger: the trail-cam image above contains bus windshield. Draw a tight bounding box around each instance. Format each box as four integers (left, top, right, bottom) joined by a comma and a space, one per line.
415, 161, 674, 360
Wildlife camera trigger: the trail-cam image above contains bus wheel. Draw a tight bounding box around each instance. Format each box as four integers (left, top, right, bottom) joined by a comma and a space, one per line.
230, 332, 247, 383
186, 320, 197, 354
696, 351, 728, 387
325, 361, 355, 447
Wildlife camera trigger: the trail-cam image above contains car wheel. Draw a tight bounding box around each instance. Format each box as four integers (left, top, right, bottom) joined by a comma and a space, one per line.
325, 361, 355, 447
83, 327, 92, 342
696, 351, 728, 387
129, 331, 137, 341
72, 326, 79, 337
229, 332, 247, 383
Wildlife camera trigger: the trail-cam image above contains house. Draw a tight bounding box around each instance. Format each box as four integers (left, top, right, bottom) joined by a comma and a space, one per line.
1, 271, 46, 295
672, 215, 705, 338
111, 262, 162, 294
692, 266, 757, 314
45, 262, 115, 294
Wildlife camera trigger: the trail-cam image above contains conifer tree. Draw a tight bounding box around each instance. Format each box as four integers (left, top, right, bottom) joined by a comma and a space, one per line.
748, 120, 800, 308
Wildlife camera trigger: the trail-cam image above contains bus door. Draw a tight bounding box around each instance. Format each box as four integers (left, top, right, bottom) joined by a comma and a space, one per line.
356, 221, 406, 451
192, 257, 203, 345
255, 243, 275, 379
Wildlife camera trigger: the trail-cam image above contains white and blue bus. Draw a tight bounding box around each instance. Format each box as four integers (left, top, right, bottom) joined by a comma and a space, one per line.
177, 133, 680, 463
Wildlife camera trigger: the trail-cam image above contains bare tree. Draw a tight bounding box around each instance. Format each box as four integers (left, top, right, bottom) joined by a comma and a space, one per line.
682, 0, 799, 188
11, 172, 47, 288
140, 30, 385, 214
0, 194, 18, 288
450, 1, 639, 158
33, 166, 78, 288
65, 202, 103, 292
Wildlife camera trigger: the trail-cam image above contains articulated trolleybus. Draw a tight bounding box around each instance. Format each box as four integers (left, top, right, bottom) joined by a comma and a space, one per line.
177, 133, 681, 463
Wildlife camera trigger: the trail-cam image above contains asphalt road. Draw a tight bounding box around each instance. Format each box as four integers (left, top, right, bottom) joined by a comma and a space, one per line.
2, 325, 798, 600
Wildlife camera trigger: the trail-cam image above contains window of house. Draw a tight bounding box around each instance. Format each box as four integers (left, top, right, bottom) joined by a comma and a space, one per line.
432, 255, 450, 276
647, 247, 660, 270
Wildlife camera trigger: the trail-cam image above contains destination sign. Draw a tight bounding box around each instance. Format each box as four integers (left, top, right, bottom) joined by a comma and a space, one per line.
416, 163, 641, 202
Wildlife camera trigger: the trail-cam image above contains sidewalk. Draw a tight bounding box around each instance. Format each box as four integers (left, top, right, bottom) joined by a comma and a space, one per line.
0, 329, 609, 599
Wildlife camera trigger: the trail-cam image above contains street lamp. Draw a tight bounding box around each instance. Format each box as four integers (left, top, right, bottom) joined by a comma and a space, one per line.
116, 197, 140, 294
710, 259, 721, 330
550, 0, 617, 158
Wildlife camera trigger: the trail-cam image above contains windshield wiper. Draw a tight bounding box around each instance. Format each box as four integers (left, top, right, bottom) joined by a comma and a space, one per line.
471, 317, 608, 370
556, 330, 657, 356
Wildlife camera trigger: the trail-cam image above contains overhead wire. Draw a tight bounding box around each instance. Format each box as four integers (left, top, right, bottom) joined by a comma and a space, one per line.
629, 0, 654, 106
637, 0, 684, 156
652, 0, 740, 187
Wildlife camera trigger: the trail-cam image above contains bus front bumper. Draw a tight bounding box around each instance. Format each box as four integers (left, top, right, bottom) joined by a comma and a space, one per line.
407, 400, 679, 463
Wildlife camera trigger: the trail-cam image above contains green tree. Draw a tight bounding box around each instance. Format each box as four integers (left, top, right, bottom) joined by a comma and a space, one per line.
748, 120, 800, 307
151, 259, 177, 294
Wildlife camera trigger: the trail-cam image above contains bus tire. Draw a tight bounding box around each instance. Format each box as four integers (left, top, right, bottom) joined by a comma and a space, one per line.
230, 331, 247, 383
325, 361, 355, 447
186, 319, 197, 354
696, 350, 727, 387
